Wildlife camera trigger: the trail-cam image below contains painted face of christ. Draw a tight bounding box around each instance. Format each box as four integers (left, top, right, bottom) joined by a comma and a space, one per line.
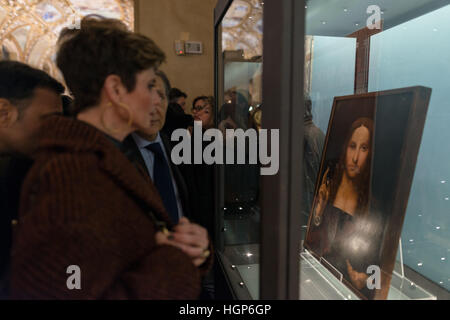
345, 125, 371, 180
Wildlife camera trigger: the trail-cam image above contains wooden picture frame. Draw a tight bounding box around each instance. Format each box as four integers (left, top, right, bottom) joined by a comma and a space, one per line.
304, 86, 432, 300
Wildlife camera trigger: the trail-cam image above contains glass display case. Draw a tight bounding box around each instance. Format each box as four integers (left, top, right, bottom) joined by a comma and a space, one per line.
214, 0, 264, 299
215, 0, 450, 300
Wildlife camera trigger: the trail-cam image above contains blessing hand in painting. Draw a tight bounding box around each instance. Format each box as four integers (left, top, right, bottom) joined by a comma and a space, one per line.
313, 167, 330, 226
346, 259, 368, 290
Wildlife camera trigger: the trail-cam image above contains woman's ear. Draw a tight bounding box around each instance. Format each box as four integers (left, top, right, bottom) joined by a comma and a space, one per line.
103, 75, 127, 105
0, 98, 19, 128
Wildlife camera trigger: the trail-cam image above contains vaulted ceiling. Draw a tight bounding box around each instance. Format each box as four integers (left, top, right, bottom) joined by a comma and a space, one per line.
221, 0, 263, 60
0, 0, 134, 81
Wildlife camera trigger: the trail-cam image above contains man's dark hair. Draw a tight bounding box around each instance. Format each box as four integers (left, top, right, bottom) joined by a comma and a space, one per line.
155, 70, 171, 99
57, 17, 166, 115
0, 61, 64, 110
169, 88, 187, 103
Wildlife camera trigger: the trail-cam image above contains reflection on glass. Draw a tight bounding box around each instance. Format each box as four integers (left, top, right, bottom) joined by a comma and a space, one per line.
222, 0, 263, 59
219, 0, 263, 299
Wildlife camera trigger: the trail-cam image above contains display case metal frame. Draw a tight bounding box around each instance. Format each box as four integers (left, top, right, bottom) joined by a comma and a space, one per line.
214, 0, 307, 300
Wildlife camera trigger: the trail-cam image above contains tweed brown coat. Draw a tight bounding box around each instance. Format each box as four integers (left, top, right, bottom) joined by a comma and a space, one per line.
10, 115, 211, 299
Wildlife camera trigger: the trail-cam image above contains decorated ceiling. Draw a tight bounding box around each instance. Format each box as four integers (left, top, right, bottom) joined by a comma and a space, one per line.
0, 0, 134, 81
222, 0, 263, 60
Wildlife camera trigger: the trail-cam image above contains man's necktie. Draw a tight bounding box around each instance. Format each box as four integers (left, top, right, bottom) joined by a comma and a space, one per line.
146, 143, 179, 224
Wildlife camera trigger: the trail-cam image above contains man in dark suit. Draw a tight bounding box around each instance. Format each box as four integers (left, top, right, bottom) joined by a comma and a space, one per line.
123, 126, 193, 223
123, 73, 194, 224
122, 71, 214, 299
0, 61, 64, 298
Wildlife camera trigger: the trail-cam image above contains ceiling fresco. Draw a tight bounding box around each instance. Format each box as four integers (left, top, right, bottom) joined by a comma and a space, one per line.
0, 0, 134, 81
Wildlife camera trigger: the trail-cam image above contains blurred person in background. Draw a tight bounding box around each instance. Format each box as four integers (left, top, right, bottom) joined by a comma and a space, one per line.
192, 96, 215, 130
162, 87, 193, 140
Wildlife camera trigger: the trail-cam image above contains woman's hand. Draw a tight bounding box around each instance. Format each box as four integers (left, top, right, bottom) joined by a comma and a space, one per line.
155, 217, 210, 267
313, 167, 330, 226
346, 259, 368, 290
